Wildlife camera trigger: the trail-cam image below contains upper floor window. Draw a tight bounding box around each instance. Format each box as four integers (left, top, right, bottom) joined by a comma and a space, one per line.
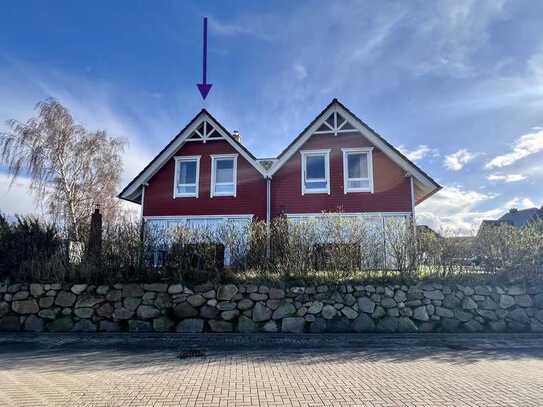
301, 149, 330, 194
174, 156, 200, 198
342, 148, 373, 193
211, 154, 238, 197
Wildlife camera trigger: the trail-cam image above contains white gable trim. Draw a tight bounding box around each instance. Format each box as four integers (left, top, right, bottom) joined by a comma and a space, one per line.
120, 111, 267, 202
268, 102, 438, 197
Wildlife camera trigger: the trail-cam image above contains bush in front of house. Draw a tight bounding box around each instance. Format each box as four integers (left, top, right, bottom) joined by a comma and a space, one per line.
475, 220, 543, 279
0, 212, 542, 284
0, 213, 66, 282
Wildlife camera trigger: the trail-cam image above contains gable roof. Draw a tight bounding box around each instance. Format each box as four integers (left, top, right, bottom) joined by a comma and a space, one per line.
478, 207, 543, 235
118, 109, 267, 203
497, 208, 540, 227
269, 99, 441, 204
119, 99, 442, 205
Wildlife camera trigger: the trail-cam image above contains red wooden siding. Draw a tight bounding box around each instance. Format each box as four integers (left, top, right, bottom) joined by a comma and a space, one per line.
143, 140, 267, 219
271, 132, 412, 217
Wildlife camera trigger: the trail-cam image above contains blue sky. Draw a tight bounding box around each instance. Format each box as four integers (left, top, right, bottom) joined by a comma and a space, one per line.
1, 1, 543, 234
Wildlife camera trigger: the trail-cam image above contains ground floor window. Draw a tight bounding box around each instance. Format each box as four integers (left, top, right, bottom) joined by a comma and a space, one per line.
285, 212, 413, 270
144, 215, 252, 267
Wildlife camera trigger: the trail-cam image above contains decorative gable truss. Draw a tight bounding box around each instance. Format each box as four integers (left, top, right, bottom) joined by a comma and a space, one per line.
186, 120, 223, 143
314, 111, 357, 136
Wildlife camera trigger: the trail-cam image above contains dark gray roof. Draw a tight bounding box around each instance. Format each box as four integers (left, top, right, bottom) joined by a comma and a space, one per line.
497, 208, 539, 227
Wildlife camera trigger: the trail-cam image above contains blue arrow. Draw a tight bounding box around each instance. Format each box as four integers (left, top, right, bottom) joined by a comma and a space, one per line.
197, 17, 212, 100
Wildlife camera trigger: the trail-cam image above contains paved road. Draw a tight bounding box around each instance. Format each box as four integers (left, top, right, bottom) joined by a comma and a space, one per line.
1, 333, 543, 406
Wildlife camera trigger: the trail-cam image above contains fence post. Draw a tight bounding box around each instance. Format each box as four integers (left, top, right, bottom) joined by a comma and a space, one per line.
86, 207, 102, 262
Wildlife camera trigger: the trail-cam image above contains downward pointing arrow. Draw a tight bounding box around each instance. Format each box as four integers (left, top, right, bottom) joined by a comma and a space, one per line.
197, 83, 212, 100
197, 17, 212, 100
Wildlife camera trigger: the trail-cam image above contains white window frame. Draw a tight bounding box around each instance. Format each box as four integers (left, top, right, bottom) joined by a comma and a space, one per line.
210, 154, 238, 197
173, 156, 201, 198
342, 147, 374, 193
300, 149, 331, 195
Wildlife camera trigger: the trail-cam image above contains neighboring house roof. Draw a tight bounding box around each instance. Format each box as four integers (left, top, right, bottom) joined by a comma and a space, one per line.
478, 207, 542, 234
447, 236, 476, 248
118, 109, 267, 203
119, 99, 442, 205
269, 99, 441, 204
416, 225, 441, 238
496, 208, 540, 227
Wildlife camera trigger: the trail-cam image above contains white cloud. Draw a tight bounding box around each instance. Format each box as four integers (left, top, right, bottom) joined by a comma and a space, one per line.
417, 185, 499, 235
0, 173, 41, 217
443, 149, 477, 171
0, 171, 140, 218
487, 174, 527, 183
505, 197, 537, 210
398, 145, 438, 162
485, 128, 543, 168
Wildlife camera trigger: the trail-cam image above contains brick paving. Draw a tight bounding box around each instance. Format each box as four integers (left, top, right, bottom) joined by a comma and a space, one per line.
0, 334, 542, 406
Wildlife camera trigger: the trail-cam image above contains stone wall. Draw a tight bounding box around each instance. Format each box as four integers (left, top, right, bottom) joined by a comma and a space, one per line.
1, 281, 543, 333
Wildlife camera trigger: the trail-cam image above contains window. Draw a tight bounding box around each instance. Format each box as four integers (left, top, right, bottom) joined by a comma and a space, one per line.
342, 148, 373, 193
211, 154, 237, 197
301, 149, 330, 194
174, 156, 200, 198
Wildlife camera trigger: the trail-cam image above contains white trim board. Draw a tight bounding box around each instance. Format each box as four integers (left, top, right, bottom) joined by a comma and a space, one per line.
285, 212, 412, 219
144, 214, 254, 221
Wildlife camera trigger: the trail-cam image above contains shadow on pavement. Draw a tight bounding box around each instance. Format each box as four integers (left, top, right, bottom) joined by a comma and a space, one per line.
1, 333, 543, 374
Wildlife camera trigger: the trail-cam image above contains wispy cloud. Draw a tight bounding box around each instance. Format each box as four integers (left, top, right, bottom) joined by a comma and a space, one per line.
411, 0, 509, 78
0, 58, 166, 184
207, 15, 275, 41
443, 149, 477, 171
293, 64, 307, 81
0, 58, 164, 217
398, 145, 439, 162
485, 128, 543, 168
487, 174, 527, 183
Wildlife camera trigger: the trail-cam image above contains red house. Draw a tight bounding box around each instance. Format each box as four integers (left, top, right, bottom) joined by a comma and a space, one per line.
119, 99, 440, 249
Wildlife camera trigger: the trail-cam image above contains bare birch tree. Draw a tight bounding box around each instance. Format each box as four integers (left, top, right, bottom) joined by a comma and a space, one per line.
0, 99, 126, 241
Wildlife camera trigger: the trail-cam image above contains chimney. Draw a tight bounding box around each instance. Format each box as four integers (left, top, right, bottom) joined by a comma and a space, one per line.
232, 130, 241, 143
509, 208, 518, 213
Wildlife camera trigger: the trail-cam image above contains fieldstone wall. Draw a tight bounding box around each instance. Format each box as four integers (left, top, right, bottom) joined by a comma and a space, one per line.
1, 281, 543, 333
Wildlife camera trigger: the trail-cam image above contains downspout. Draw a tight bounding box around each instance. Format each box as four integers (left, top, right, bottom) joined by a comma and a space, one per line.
266, 178, 271, 225
139, 184, 148, 267
409, 176, 416, 237
140, 184, 147, 224
409, 175, 419, 272
266, 177, 271, 259
140, 183, 149, 243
